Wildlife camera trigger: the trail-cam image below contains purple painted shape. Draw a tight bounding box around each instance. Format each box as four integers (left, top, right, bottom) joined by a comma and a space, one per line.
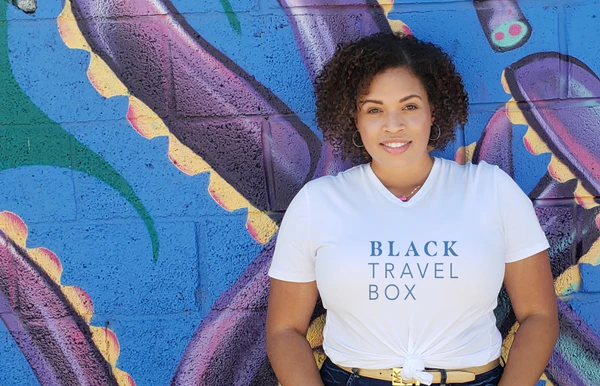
70, 0, 322, 212
280, 0, 385, 5
172, 241, 274, 385
535, 206, 576, 278
268, 116, 314, 211
0, 231, 117, 386
505, 52, 600, 197
544, 299, 600, 385
547, 349, 587, 386
530, 173, 579, 201
279, 0, 389, 81
473, 0, 532, 52
0, 308, 61, 385
172, 309, 273, 386
472, 106, 514, 177
0, 290, 45, 377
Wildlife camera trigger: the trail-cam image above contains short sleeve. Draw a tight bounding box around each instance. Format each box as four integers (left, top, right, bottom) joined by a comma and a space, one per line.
268, 184, 316, 282
495, 167, 550, 263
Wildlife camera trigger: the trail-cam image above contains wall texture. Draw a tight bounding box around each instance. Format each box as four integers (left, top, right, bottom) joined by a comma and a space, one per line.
0, 0, 599, 385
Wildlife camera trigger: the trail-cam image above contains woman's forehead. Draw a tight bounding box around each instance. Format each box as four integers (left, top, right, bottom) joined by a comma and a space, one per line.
362, 68, 427, 100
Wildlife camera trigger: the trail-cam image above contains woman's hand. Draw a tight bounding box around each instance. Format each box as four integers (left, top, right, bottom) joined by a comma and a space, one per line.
266, 278, 324, 386
500, 250, 559, 386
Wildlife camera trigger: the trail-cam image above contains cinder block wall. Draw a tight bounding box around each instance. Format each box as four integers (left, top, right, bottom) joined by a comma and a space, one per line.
0, 0, 598, 385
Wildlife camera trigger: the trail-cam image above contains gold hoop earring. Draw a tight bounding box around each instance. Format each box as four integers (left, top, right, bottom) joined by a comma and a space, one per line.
352, 131, 364, 148
429, 123, 441, 141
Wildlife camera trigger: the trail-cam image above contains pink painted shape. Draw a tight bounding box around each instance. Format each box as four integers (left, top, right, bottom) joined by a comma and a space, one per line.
509, 23, 522, 36
495, 31, 505, 41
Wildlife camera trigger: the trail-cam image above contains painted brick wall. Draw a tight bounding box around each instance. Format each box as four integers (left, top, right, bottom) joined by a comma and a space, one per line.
0, 0, 599, 385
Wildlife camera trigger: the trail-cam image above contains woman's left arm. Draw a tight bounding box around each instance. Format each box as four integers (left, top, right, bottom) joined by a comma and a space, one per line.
499, 250, 559, 386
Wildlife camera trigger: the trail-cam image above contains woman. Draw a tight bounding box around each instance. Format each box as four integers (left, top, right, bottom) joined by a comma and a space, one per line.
266, 33, 558, 386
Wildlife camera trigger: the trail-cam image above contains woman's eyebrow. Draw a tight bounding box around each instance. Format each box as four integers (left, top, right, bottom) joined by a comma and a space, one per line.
399, 94, 423, 103
359, 99, 383, 105
359, 94, 423, 106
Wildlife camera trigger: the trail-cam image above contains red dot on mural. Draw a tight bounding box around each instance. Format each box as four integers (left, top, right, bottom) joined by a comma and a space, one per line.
495, 32, 505, 41
509, 24, 522, 36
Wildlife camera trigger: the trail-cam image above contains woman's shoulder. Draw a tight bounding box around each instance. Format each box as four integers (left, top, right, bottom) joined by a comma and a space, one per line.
438, 157, 500, 180
435, 157, 508, 195
304, 163, 367, 191
438, 156, 497, 171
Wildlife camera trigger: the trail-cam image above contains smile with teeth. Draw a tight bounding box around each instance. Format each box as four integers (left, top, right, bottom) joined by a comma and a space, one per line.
383, 142, 409, 148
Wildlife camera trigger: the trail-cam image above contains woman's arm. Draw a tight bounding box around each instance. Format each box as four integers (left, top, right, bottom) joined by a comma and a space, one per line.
266, 278, 323, 386
499, 250, 559, 386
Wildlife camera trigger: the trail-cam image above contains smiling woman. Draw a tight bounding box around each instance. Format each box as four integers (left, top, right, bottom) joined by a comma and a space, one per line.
266, 33, 558, 386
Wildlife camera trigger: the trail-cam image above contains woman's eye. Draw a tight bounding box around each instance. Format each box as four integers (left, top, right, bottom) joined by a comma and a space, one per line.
367, 108, 381, 114
404, 104, 418, 111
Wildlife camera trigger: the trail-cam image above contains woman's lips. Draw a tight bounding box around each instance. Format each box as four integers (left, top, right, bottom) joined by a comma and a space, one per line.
381, 141, 411, 154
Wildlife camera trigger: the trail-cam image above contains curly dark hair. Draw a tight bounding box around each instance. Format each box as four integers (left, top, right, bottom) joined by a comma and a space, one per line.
314, 33, 469, 165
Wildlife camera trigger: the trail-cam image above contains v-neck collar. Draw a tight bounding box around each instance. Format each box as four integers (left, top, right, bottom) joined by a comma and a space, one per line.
365, 157, 441, 207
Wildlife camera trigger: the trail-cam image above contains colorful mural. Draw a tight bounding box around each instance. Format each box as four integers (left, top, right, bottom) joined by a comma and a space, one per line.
1, 0, 599, 385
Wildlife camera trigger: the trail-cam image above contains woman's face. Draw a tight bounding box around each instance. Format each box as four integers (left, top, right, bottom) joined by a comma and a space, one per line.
355, 67, 434, 171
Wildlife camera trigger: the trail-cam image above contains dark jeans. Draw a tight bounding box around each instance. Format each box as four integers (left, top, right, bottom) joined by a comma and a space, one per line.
320, 357, 503, 386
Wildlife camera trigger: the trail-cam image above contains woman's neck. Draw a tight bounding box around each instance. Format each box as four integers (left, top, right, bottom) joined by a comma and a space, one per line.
370, 155, 435, 196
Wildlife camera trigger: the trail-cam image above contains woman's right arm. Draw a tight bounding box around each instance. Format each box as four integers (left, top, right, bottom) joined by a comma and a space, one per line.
266, 278, 324, 386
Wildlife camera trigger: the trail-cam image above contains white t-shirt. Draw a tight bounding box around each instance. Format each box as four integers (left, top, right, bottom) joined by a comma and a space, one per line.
268, 157, 549, 374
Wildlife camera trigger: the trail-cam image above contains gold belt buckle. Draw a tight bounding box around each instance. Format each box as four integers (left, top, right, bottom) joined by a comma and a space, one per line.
392, 368, 421, 386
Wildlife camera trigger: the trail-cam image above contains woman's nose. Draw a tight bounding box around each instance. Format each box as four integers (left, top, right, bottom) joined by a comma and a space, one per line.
384, 111, 406, 132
